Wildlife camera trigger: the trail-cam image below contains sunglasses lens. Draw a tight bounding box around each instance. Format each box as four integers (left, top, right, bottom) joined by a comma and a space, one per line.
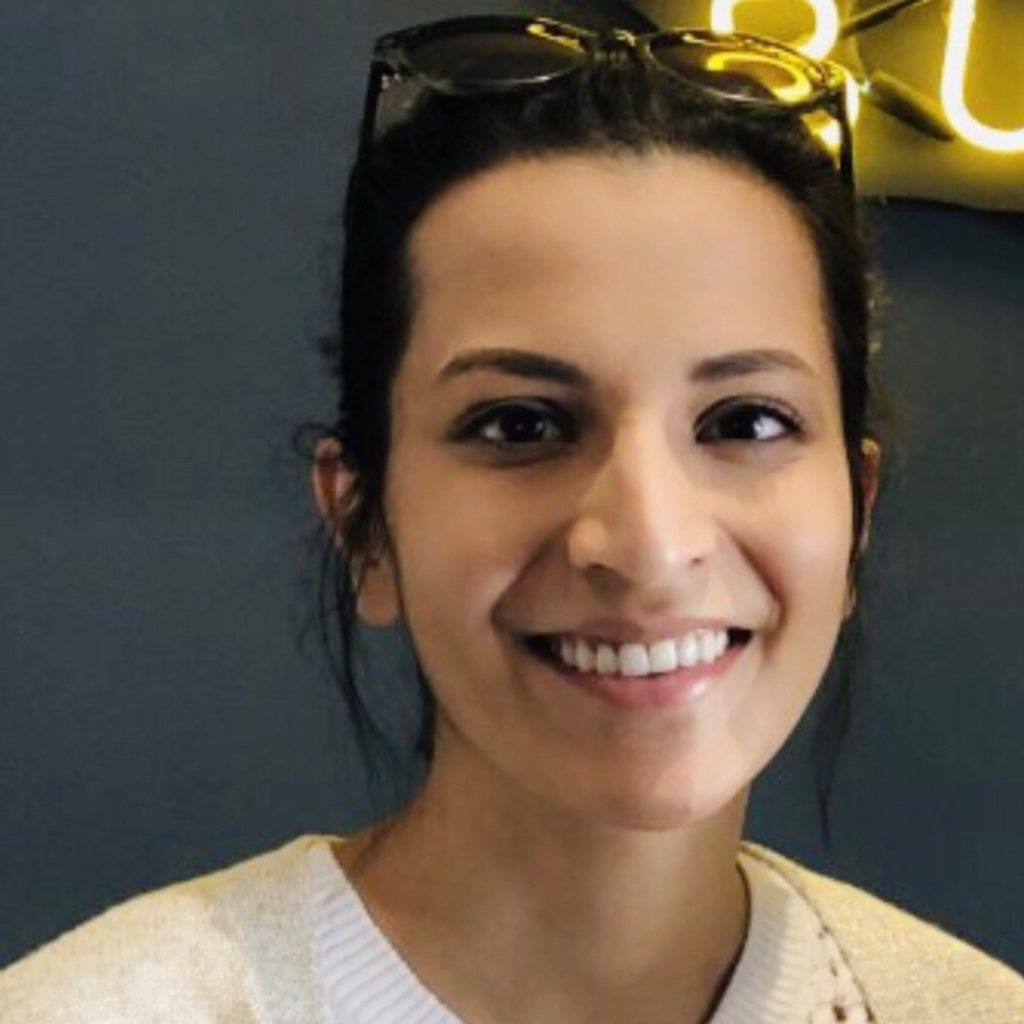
651, 38, 818, 106
406, 27, 585, 88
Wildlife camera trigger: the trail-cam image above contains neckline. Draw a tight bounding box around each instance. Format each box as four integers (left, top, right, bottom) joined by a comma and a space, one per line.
307, 838, 842, 1024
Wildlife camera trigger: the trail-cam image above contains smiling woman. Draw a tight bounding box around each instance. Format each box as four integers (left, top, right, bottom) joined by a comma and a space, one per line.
357, 152, 855, 838
2, 13, 1022, 1024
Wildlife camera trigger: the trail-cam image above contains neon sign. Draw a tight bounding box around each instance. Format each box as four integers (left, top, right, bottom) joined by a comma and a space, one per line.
707, 0, 1024, 153
940, 0, 1024, 153
710, 0, 840, 60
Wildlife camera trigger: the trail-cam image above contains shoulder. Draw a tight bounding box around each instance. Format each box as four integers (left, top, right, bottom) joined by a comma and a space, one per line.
744, 843, 1024, 1022
0, 835, 331, 1024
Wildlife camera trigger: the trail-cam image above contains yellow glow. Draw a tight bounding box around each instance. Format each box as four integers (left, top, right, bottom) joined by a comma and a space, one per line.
706, 52, 813, 104
845, 70, 862, 127
709, 0, 840, 60
941, 0, 1024, 153
815, 73, 860, 152
527, 22, 585, 51
818, 123, 840, 150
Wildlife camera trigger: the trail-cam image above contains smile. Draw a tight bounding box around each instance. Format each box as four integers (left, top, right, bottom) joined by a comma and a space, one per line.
543, 628, 747, 679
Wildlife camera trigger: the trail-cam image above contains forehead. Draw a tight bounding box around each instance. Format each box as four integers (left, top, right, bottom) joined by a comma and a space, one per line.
404, 151, 834, 384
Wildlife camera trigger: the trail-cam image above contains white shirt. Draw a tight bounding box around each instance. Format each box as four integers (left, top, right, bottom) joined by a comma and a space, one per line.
308, 843, 871, 1024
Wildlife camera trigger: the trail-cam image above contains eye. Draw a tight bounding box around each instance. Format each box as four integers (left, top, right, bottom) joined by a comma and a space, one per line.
696, 399, 804, 444
450, 399, 577, 449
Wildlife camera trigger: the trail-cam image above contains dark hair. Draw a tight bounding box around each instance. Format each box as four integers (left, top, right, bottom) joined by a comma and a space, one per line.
315, 55, 882, 805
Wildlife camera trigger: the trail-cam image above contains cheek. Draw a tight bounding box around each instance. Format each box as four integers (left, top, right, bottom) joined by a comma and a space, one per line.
385, 454, 548, 627
728, 460, 854, 752
759, 460, 854, 634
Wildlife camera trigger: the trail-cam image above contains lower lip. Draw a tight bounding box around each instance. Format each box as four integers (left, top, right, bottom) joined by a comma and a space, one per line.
545, 643, 745, 711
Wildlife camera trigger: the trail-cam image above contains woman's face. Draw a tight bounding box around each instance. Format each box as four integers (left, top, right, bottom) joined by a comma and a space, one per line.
356, 151, 866, 831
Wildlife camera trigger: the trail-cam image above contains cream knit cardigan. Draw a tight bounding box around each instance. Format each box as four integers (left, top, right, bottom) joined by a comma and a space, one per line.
1, 835, 1022, 1023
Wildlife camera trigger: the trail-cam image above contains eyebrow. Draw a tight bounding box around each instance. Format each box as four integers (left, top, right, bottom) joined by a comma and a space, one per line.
437, 348, 590, 389
436, 345, 816, 388
690, 348, 817, 382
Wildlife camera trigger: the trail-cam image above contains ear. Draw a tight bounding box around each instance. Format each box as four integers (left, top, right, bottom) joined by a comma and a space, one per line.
857, 438, 882, 555
844, 438, 882, 618
311, 438, 401, 627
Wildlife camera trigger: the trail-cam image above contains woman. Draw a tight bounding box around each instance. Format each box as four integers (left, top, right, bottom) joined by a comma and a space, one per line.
2, 15, 1022, 1023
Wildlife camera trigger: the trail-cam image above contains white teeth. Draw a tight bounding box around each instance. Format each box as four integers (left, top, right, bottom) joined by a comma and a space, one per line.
648, 639, 678, 674
595, 644, 618, 675
552, 629, 734, 679
715, 631, 728, 658
618, 643, 650, 678
560, 637, 577, 668
575, 639, 595, 672
678, 633, 701, 669
698, 632, 718, 664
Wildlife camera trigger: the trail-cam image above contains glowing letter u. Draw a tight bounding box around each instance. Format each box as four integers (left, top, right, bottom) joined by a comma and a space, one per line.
941, 0, 1024, 153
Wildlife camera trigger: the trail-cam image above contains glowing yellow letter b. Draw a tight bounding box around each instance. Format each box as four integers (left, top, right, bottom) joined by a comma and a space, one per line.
709, 0, 839, 60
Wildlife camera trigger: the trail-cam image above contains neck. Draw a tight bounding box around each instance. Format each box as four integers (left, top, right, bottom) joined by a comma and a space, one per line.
340, 747, 750, 1024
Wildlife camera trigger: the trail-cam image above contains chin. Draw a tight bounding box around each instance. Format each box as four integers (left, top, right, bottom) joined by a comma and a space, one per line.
571, 774, 750, 836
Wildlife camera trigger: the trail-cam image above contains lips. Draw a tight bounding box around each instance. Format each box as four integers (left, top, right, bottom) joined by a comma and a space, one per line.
526, 627, 752, 680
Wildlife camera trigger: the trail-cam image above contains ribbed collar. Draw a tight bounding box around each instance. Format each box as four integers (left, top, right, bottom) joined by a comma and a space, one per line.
307, 840, 865, 1024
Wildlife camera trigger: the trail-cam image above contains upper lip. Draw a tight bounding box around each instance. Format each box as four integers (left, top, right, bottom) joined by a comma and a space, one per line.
529, 618, 741, 645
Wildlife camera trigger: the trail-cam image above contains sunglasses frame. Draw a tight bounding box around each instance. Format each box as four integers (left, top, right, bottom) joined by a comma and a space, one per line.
358, 15, 854, 189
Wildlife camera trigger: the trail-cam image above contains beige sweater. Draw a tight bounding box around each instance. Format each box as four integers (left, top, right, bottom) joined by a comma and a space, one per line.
1, 835, 1022, 1023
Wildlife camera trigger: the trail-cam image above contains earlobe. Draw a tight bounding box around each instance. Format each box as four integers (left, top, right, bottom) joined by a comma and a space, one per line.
355, 554, 402, 627
858, 438, 882, 554
311, 437, 347, 526
844, 438, 882, 619
311, 437, 401, 627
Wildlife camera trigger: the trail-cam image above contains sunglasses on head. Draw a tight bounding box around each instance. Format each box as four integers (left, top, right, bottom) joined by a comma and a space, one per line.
358, 15, 855, 189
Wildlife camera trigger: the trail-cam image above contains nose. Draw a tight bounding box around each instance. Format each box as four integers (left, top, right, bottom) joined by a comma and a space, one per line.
565, 418, 718, 596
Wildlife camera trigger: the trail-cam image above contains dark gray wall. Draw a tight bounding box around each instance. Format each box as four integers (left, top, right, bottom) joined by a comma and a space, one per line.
3, 0, 1024, 974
